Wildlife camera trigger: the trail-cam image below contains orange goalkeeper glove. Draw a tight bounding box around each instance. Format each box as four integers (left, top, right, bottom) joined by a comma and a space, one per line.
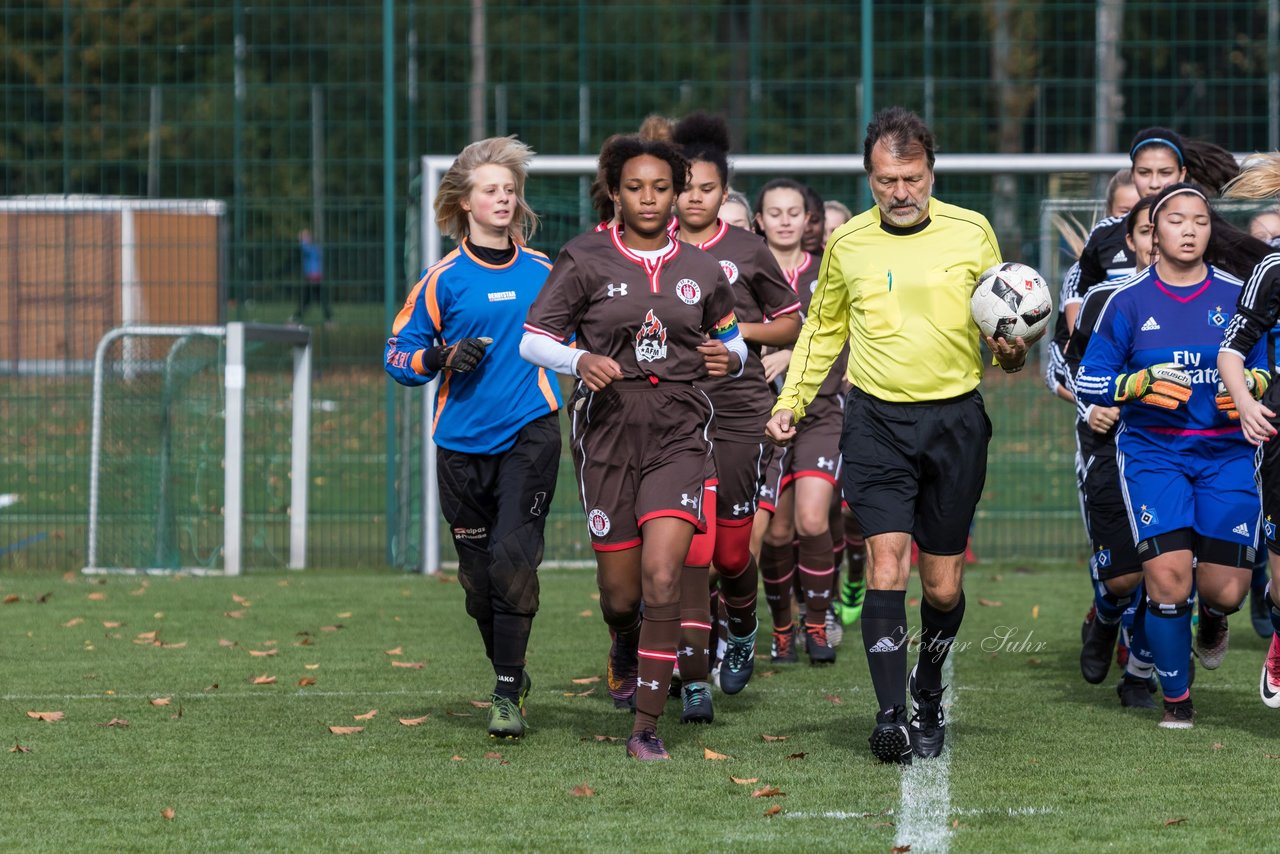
1114, 362, 1193, 410
1215, 368, 1271, 420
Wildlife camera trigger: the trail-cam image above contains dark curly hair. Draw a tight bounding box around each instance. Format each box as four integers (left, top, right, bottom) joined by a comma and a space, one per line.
599, 135, 690, 196
672, 111, 731, 187
589, 134, 627, 224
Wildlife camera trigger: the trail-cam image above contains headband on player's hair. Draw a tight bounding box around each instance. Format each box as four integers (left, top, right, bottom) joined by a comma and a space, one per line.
1151, 186, 1208, 219
1130, 137, 1184, 167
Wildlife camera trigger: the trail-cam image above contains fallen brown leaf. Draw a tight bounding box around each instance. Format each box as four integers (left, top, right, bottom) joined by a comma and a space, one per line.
296, 637, 315, 647
575, 688, 595, 697
319, 625, 343, 632
87, 592, 106, 601
103, 621, 123, 628
384, 647, 404, 656
703, 747, 730, 760
204, 684, 219, 692
824, 694, 843, 706
571, 676, 600, 685
353, 709, 378, 721
328, 726, 363, 735
128, 586, 147, 597
437, 574, 457, 584
977, 598, 1004, 607
26, 711, 64, 722
96, 718, 130, 727
304, 664, 320, 670
1164, 818, 1187, 827
2, 594, 20, 604
223, 610, 246, 619
907, 597, 920, 607
1266, 753, 1280, 759
248, 648, 278, 657
892, 846, 912, 854
763, 804, 782, 817
759, 670, 777, 678
1032, 604, 1040, 619
761, 734, 789, 742
484, 751, 502, 760
232, 594, 251, 605
751, 785, 785, 798
446, 711, 472, 718
10, 743, 31, 753
450, 754, 465, 761
730, 776, 759, 785
218, 638, 236, 647
251, 674, 277, 685
590, 735, 619, 742
578, 610, 594, 618
570, 784, 596, 797
63, 618, 84, 628
336, 612, 352, 619
136, 631, 158, 641
399, 715, 429, 726
1213, 742, 1224, 750
469, 700, 492, 709
786, 752, 808, 760
391, 661, 425, 670
297, 677, 317, 687
161, 807, 175, 821
159, 641, 187, 649
1027, 657, 1042, 666
150, 697, 172, 706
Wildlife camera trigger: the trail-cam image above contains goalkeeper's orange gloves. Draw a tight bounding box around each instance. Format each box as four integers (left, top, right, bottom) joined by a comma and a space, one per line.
1215, 368, 1271, 420
1114, 363, 1193, 410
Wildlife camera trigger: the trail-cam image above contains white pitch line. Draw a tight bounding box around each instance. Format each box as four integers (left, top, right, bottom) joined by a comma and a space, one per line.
893, 654, 955, 854
2, 689, 454, 702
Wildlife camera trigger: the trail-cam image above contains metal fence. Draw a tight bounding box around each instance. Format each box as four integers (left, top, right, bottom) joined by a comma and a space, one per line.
2, 1, 1277, 570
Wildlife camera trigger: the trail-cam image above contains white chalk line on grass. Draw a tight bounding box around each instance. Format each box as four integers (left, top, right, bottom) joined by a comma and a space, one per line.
784, 806, 1057, 821
893, 654, 955, 854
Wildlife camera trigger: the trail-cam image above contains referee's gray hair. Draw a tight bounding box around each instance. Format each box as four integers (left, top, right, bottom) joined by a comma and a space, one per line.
863, 106, 936, 173
435, 135, 540, 245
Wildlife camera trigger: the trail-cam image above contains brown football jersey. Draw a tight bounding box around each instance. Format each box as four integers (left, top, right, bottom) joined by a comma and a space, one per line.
791, 251, 848, 405
525, 226, 738, 383
688, 221, 801, 440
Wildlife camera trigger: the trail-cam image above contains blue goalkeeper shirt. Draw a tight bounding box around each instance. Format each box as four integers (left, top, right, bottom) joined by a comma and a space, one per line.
384, 241, 562, 455
1076, 265, 1264, 437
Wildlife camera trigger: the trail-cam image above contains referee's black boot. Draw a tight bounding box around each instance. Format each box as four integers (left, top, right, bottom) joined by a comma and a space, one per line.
908, 666, 947, 758
1080, 606, 1121, 684
868, 705, 912, 765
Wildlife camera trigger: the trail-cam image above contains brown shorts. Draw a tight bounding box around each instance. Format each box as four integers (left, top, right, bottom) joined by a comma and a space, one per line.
569, 380, 713, 551
758, 403, 843, 513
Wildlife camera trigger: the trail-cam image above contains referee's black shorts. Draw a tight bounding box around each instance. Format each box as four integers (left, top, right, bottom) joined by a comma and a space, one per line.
840, 387, 990, 556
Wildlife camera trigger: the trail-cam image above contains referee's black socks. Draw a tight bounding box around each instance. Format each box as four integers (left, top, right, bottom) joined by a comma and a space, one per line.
861, 589, 909, 713
916, 591, 966, 692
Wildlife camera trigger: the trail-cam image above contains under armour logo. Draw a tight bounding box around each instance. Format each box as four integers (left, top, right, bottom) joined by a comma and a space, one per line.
607, 282, 628, 298
680, 493, 698, 509
677, 646, 694, 658
817, 456, 835, 471
733, 502, 752, 515
760, 486, 775, 498
805, 590, 828, 599
637, 678, 661, 691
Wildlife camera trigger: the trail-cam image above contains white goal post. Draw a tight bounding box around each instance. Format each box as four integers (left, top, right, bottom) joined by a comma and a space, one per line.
85, 322, 313, 576
414, 151, 1168, 574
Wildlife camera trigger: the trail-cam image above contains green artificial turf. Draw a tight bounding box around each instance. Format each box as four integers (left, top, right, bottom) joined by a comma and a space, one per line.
1, 565, 1275, 851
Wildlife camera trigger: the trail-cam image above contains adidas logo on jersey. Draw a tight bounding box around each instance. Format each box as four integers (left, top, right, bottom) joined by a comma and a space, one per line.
1233, 522, 1251, 537
1111, 249, 1128, 264
1140, 317, 1161, 331
869, 634, 908, 653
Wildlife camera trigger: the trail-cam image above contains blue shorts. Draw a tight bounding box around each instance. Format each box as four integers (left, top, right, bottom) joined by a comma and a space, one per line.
1116, 426, 1262, 549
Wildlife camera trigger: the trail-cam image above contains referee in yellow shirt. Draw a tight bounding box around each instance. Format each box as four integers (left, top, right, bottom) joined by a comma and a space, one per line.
766, 107, 1027, 764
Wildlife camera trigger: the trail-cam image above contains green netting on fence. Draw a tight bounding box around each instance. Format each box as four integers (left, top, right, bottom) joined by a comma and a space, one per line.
2, 1, 1277, 569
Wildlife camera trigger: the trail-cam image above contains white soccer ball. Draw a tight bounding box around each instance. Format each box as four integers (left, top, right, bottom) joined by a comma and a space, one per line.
970, 262, 1053, 344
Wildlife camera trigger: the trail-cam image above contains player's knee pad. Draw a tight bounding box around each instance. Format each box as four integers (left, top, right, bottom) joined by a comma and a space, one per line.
712, 522, 753, 577
1195, 536, 1258, 570
488, 529, 543, 615
1136, 527, 1194, 560
1146, 597, 1190, 619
